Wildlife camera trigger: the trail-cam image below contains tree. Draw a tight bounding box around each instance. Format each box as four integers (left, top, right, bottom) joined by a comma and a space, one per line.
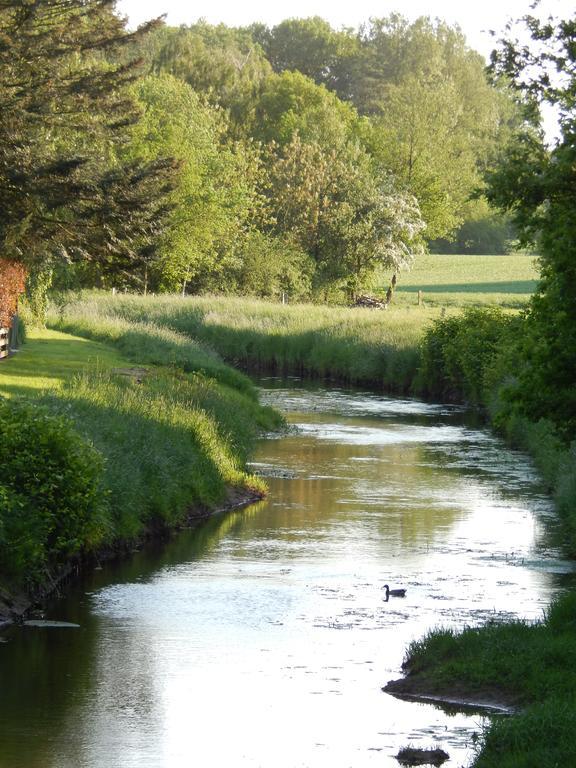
149, 22, 272, 132
255, 17, 359, 95
0, 0, 175, 288
485, 9, 576, 436
128, 74, 264, 292
349, 16, 520, 240
252, 70, 360, 148
264, 136, 424, 296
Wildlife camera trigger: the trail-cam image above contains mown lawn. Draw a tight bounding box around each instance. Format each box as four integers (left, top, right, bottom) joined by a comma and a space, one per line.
393, 253, 538, 308
0, 327, 128, 398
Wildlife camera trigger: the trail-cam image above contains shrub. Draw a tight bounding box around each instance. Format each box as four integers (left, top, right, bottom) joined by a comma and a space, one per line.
418, 307, 514, 405
0, 399, 106, 582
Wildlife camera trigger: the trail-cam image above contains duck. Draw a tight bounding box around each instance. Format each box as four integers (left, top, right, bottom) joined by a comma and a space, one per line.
383, 584, 406, 600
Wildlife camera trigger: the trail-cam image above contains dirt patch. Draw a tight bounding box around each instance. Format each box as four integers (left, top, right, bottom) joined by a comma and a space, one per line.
383, 674, 519, 714
111, 367, 149, 383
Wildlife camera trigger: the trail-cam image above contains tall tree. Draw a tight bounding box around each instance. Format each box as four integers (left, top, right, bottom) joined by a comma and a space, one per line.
149, 22, 272, 132
251, 70, 360, 147
129, 74, 266, 292
0, 0, 175, 286
486, 9, 576, 436
255, 17, 359, 96
352, 16, 519, 240
264, 136, 424, 296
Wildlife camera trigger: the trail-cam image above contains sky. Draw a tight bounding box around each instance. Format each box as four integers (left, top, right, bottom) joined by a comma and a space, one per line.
117, 0, 573, 61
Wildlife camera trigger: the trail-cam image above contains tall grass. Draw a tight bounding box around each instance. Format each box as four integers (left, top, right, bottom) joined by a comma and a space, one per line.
37, 370, 273, 541
50, 292, 442, 392
50, 307, 256, 399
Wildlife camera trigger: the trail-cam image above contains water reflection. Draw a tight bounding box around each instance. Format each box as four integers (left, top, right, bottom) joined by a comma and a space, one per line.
0, 382, 573, 768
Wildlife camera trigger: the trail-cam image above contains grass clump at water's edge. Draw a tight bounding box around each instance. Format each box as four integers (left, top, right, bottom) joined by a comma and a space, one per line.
400, 592, 576, 767
0, 327, 282, 588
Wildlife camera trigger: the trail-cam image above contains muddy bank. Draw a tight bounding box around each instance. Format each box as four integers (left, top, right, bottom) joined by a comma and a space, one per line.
383, 674, 519, 715
0, 486, 263, 629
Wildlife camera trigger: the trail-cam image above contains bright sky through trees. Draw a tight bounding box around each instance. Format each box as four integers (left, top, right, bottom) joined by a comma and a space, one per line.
117, 0, 573, 60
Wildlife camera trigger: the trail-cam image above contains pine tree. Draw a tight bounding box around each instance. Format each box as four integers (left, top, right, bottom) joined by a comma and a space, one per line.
0, 0, 177, 286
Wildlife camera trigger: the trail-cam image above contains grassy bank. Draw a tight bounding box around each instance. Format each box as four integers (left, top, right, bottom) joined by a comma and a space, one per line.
0, 326, 282, 593
394, 592, 576, 767
50, 292, 442, 392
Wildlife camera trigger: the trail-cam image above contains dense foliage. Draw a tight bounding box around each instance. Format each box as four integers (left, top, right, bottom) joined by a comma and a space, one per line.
0, 4, 519, 302
0, 399, 105, 581
484, 12, 576, 439
418, 308, 515, 406
0, 0, 175, 289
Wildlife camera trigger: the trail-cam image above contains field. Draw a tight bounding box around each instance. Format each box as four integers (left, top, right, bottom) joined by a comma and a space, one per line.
393, 253, 539, 308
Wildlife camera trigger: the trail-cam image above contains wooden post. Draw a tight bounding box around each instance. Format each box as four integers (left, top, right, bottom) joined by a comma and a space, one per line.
0, 327, 9, 360
9, 313, 19, 352
418, 290, 423, 306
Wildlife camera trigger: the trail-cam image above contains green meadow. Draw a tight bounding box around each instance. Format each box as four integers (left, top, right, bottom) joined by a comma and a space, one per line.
50, 253, 536, 393
393, 253, 539, 308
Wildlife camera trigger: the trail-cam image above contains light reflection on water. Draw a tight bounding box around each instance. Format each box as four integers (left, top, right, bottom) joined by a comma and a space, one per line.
0, 381, 573, 768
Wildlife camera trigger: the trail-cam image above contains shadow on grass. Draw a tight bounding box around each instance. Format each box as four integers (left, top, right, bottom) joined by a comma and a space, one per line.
397, 280, 537, 295
156, 319, 420, 393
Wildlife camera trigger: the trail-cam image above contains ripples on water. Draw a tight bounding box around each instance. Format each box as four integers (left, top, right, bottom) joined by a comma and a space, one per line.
0, 381, 573, 768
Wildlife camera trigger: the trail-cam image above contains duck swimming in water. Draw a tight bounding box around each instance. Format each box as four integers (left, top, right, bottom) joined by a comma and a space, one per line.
383, 584, 406, 600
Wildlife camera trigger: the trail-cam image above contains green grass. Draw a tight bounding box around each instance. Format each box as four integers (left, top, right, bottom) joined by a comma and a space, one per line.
50, 253, 536, 391
393, 253, 539, 308
403, 592, 576, 768
0, 327, 281, 557
0, 328, 128, 398
50, 293, 444, 392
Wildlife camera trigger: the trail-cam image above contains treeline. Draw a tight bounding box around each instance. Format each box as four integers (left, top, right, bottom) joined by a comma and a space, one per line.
0, 2, 521, 308
419, 11, 576, 538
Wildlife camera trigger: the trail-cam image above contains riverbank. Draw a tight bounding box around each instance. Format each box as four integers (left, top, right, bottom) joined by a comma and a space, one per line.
0, 326, 283, 619
383, 592, 576, 767
48, 292, 436, 393
0, 484, 263, 628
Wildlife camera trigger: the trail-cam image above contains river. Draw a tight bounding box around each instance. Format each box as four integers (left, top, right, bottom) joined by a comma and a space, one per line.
0, 380, 573, 768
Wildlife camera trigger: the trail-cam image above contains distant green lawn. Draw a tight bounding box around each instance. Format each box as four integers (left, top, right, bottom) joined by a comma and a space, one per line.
394, 253, 539, 308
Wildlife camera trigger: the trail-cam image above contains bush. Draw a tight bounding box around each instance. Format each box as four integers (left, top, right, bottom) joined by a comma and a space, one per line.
418, 307, 514, 405
0, 399, 106, 582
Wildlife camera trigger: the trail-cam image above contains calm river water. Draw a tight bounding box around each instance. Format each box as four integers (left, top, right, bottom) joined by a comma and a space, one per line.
1, 381, 574, 768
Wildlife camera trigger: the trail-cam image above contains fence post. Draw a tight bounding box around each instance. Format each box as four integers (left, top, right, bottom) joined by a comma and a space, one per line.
0, 327, 9, 359
8, 313, 19, 352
